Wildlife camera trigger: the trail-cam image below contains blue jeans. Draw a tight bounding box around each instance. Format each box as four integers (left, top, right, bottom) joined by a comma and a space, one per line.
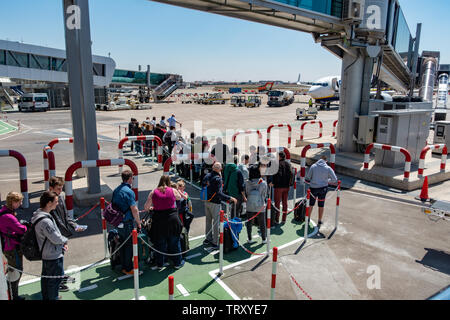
118, 220, 135, 272
41, 257, 64, 300
155, 235, 182, 267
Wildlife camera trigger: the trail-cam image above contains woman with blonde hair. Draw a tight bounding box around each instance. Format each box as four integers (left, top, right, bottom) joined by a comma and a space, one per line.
144, 175, 187, 270
0, 192, 27, 300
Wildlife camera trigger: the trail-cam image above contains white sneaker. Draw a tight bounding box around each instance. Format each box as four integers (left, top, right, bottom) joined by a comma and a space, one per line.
262, 239, 267, 244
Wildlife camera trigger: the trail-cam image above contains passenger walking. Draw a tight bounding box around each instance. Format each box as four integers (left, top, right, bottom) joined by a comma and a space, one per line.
224, 156, 246, 219
32, 191, 68, 300
150, 116, 157, 127
144, 176, 185, 270
112, 170, 141, 275
269, 151, 293, 225
0, 192, 27, 300
163, 126, 177, 154
245, 166, 268, 244
168, 114, 182, 129
202, 162, 237, 252
176, 180, 194, 233
142, 124, 153, 156
305, 155, 338, 230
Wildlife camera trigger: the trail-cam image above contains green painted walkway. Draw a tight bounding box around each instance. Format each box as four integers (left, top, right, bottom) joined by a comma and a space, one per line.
19, 218, 315, 300
0, 120, 17, 135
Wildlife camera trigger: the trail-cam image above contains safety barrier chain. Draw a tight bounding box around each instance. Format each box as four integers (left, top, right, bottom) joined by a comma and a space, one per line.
289, 274, 313, 300
223, 211, 266, 256
222, 204, 267, 225
74, 203, 100, 222
6, 233, 133, 280
137, 220, 218, 257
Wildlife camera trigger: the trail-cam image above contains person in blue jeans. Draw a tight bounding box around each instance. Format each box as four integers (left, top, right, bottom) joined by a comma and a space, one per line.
32, 191, 67, 300
112, 170, 142, 275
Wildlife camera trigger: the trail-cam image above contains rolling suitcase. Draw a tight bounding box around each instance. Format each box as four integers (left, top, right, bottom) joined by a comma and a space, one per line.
293, 200, 306, 223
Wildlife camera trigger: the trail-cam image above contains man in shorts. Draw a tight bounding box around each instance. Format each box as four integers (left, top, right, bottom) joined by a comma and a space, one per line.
305, 155, 338, 230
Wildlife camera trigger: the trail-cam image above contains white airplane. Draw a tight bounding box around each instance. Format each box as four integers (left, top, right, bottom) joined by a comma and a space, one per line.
305, 75, 394, 109
307, 76, 341, 109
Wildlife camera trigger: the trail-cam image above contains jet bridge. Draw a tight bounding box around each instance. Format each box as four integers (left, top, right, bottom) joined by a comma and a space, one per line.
149, 0, 420, 152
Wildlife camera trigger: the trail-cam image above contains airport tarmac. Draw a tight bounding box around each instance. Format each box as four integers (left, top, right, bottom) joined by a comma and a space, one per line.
0, 89, 449, 300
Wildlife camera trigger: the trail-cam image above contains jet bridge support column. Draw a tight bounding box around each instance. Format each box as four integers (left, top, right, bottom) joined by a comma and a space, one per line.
63, 0, 100, 193
337, 47, 377, 152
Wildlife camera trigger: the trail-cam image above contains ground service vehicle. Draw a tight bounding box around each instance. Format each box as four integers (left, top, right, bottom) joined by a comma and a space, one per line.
245, 95, 261, 108
231, 95, 246, 107
258, 82, 274, 93
267, 90, 294, 107
296, 106, 318, 120
202, 93, 227, 105
99, 96, 132, 111
19, 93, 50, 112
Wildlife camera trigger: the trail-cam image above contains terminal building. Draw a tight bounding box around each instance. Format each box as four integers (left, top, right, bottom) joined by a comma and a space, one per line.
0, 39, 182, 109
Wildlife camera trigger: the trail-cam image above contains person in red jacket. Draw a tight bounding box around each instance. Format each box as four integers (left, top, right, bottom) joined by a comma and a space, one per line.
0, 192, 27, 300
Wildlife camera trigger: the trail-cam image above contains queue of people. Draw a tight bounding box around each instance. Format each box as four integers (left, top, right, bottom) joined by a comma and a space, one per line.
0, 138, 337, 301
127, 114, 182, 156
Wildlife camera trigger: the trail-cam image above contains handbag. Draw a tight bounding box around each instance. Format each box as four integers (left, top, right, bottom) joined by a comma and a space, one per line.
102, 202, 125, 227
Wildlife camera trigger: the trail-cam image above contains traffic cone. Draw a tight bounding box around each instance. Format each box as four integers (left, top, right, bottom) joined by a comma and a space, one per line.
417, 176, 430, 202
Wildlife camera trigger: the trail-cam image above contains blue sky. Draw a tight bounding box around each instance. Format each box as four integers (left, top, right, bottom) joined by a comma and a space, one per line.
0, 0, 449, 82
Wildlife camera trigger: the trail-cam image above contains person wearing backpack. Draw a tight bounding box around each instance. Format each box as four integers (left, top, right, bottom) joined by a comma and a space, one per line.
269, 151, 293, 226
31, 191, 68, 300
0, 192, 27, 300
223, 156, 246, 219
48, 176, 86, 292
245, 165, 268, 244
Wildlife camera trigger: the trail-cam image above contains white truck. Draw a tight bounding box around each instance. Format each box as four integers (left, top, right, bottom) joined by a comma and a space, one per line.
267, 90, 294, 107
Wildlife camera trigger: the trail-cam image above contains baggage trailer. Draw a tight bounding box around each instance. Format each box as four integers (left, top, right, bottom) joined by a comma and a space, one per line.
422, 200, 450, 222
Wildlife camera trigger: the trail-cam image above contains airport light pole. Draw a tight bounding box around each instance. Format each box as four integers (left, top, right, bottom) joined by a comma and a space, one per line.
63, 0, 101, 193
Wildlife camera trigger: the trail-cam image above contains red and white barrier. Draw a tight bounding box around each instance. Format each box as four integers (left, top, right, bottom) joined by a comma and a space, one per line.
335, 181, 341, 230
418, 144, 448, 178
219, 210, 224, 276
168, 276, 174, 300
300, 121, 323, 141
232, 129, 263, 152
299, 143, 336, 183
43, 146, 56, 190
132, 229, 140, 300
64, 159, 138, 218
267, 147, 291, 163
0, 150, 28, 208
303, 189, 311, 242
270, 246, 278, 300
332, 120, 338, 137
48, 137, 101, 150
267, 124, 292, 148
118, 135, 163, 173
364, 143, 412, 181
100, 197, 108, 259
266, 198, 271, 255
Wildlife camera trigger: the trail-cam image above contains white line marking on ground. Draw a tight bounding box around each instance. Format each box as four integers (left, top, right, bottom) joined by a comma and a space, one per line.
176, 284, 190, 297
19, 259, 110, 286
131, 296, 147, 300
77, 284, 98, 293
189, 234, 205, 241
186, 253, 201, 260
209, 271, 241, 300
346, 190, 423, 208
116, 271, 143, 281
208, 221, 318, 300
0, 128, 32, 141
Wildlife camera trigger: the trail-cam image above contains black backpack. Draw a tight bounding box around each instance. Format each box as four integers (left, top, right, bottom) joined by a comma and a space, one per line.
21, 217, 48, 261
223, 225, 237, 254
293, 200, 306, 223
